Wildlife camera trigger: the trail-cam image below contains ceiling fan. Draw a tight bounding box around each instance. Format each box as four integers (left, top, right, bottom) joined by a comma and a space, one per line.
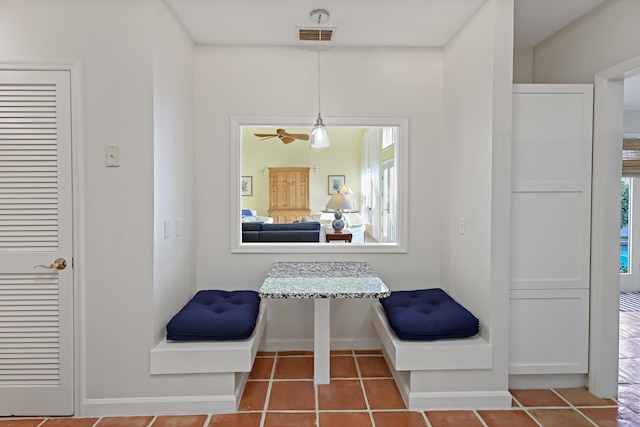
254, 128, 310, 144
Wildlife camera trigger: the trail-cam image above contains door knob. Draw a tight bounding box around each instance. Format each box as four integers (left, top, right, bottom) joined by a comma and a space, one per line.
34, 258, 67, 270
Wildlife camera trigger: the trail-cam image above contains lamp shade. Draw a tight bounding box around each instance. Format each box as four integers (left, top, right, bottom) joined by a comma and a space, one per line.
338, 185, 353, 195
326, 192, 352, 211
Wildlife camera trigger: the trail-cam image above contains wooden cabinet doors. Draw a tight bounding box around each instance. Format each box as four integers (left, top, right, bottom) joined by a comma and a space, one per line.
268, 167, 310, 223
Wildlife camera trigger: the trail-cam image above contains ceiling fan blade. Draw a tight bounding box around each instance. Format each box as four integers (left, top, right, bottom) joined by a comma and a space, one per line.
256, 130, 308, 143
287, 133, 309, 141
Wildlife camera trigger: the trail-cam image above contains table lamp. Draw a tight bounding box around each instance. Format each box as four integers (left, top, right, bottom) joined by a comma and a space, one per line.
326, 192, 351, 232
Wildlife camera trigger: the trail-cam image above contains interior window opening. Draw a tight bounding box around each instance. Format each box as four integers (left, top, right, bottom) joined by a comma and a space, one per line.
238, 124, 401, 247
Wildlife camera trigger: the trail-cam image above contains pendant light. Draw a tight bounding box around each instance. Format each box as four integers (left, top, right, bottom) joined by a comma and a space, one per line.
309, 9, 331, 149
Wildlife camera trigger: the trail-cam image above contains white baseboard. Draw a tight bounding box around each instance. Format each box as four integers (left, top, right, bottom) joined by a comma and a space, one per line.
509, 373, 588, 390
406, 390, 513, 410
81, 395, 236, 417
259, 337, 382, 352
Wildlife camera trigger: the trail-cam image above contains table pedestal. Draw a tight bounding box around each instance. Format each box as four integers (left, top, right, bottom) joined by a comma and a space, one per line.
314, 299, 330, 384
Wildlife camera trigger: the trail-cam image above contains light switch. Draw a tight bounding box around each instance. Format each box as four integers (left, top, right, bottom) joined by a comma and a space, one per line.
105, 145, 120, 167
176, 218, 183, 236
164, 220, 171, 238
458, 217, 466, 234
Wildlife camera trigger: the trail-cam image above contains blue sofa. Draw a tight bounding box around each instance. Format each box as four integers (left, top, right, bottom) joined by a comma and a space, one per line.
242, 221, 320, 242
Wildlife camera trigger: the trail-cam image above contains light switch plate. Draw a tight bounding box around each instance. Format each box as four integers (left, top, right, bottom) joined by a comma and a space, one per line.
105, 145, 120, 167
459, 217, 466, 234
164, 220, 171, 238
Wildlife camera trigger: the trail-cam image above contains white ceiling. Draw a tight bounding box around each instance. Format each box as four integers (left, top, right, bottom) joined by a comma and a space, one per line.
165, 0, 639, 108
165, 0, 605, 48
165, 0, 485, 47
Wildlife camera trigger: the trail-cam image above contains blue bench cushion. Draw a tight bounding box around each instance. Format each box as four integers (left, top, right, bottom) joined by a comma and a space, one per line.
379, 288, 479, 341
166, 290, 261, 341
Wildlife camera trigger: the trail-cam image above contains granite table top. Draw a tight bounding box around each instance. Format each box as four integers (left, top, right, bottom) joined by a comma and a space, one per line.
259, 261, 391, 299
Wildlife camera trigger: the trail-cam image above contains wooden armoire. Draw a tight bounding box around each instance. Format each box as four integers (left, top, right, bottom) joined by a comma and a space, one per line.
268, 167, 310, 223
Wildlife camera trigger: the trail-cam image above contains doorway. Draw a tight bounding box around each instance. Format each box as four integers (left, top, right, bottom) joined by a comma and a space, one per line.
590, 57, 640, 398
620, 177, 640, 292
618, 71, 640, 401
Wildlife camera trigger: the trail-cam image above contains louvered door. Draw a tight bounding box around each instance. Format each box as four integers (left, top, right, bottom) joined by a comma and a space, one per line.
0, 70, 73, 415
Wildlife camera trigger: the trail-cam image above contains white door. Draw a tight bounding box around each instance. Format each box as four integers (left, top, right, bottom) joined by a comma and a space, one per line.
0, 70, 74, 415
509, 84, 593, 374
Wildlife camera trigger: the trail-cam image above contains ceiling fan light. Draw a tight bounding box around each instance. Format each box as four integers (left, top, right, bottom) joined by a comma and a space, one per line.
310, 115, 330, 149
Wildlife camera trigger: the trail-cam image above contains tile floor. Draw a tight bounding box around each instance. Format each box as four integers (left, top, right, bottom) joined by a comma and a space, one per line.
3, 311, 640, 427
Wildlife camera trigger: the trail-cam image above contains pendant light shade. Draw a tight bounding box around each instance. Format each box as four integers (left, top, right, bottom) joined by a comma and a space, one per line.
310, 114, 330, 149
310, 9, 331, 149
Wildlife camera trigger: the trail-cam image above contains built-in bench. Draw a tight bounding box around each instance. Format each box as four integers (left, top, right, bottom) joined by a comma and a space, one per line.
371, 298, 511, 410
149, 293, 266, 414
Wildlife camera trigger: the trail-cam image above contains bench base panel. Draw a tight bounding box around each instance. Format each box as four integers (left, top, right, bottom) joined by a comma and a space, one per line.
372, 303, 510, 410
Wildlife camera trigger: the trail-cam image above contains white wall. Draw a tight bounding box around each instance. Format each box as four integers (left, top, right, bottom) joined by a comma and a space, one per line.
533, 0, 640, 83
625, 110, 640, 134
0, 0, 155, 401
514, 46, 533, 83
0, 0, 517, 414
151, 0, 197, 344
0, 0, 235, 414
195, 45, 443, 349
442, 0, 513, 390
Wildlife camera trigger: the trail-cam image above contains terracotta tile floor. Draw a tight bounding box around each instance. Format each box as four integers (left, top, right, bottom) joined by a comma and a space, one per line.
3, 312, 640, 426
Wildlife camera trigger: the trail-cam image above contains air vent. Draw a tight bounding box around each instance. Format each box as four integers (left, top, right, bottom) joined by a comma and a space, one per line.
298, 28, 333, 42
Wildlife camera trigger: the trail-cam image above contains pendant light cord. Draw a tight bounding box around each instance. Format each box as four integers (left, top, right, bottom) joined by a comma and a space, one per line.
317, 13, 322, 118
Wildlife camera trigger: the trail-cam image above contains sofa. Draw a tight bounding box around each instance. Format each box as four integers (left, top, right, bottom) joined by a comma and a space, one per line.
242, 221, 321, 243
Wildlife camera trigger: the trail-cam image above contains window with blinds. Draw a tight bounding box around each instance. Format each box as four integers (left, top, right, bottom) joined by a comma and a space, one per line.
623, 138, 640, 177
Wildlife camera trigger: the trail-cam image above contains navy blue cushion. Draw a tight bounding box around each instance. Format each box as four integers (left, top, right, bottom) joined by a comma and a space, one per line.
166, 290, 261, 341
259, 230, 319, 242
261, 222, 320, 231
379, 288, 479, 341
241, 209, 253, 216
260, 222, 320, 242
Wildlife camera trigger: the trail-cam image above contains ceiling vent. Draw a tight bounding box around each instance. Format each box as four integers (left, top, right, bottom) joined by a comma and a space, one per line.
297, 27, 334, 42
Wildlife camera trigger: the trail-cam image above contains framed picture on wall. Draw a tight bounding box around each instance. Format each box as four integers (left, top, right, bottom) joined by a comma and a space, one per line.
241, 176, 252, 196
328, 175, 345, 195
